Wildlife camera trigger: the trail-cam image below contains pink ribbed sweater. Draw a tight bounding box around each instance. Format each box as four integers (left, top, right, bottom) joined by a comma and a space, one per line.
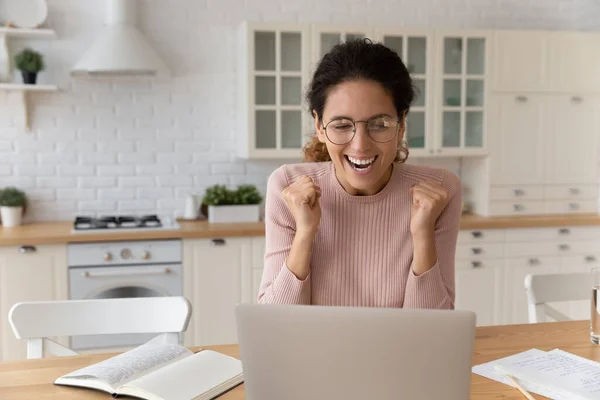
257, 161, 462, 309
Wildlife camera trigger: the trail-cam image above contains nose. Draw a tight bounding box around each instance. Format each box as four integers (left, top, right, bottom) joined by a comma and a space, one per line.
349, 122, 371, 152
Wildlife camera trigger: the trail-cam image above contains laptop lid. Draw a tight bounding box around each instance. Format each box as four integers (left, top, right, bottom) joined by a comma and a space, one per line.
235, 304, 476, 400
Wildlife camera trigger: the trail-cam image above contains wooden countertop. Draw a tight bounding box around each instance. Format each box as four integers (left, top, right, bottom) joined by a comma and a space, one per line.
0, 214, 599, 246
0, 320, 592, 399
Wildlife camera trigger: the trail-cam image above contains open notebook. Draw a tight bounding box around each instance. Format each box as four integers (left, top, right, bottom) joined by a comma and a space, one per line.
54, 341, 243, 400
473, 348, 600, 400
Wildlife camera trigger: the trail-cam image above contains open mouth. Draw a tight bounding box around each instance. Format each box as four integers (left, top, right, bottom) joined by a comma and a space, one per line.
344, 155, 378, 172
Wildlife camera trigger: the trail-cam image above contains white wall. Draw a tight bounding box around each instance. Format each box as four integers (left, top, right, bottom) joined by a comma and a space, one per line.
0, 0, 593, 222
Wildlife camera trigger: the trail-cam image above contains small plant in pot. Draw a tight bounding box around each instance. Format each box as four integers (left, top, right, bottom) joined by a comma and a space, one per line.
202, 184, 262, 224
0, 187, 27, 227
14, 48, 45, 85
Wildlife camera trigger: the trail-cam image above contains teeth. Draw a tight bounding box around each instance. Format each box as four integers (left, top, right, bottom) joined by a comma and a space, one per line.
348, 156, 375, 165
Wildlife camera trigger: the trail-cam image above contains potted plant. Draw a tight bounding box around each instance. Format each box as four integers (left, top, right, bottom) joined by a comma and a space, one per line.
14, 48, 45, 85
202, 184, 262, 224
0, 187, 27, 227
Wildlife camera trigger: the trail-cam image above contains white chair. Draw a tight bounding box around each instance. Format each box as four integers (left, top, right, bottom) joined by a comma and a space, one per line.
524, 272, 591, 323
8, 296, 192, 359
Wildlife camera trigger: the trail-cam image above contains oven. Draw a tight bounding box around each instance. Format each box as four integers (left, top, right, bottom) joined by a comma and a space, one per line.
67, 239, 183, 351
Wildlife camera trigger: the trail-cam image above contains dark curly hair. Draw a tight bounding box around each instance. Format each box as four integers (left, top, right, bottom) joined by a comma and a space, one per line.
303, 38, 416, 163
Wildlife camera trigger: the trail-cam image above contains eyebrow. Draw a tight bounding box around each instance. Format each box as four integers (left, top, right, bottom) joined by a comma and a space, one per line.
327, 113, 395, 121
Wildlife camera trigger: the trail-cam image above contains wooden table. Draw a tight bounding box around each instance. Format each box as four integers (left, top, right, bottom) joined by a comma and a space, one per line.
0, 320, 597, 399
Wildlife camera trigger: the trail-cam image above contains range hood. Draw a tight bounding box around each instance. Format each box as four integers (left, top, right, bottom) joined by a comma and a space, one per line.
71, 0, 170, 77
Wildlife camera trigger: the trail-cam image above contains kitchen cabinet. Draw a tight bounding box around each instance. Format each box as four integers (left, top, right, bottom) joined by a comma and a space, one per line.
183, 237, 252, 346
375, 29, 434, 156
237, 21, 311, 159
0, 244, 68, 361
311, 25, 376, 67
455, 259, 504, 326
434, 31, 490, 156
493, 30, 600, 93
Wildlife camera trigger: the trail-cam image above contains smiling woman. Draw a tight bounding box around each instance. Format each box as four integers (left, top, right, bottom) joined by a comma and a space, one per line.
257, 39, 463, 309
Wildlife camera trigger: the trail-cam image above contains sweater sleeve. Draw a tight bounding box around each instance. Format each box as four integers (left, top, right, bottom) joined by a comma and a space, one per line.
257, 166, 311, 304
403, 171, 462, 310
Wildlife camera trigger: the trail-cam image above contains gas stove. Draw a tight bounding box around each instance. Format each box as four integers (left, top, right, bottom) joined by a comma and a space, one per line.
72, 215, 179, 233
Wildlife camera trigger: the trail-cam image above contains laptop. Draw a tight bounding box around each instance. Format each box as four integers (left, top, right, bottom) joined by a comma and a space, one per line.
235, 304, 476, 400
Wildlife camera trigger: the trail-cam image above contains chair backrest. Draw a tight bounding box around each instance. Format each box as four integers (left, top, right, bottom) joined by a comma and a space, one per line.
9, 296, 192, 359
524, 272, 591, 323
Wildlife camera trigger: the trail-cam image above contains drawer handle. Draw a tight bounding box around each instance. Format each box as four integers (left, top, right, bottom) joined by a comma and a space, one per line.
516, 95, 528, 102
471, 261, 482, 268
586, 256, 597, 263
558, 244, 570, 251
569, 188, 581, 195
210, 238, 226, 246
558, 228, 571, 235
571, 96, 583, 103
471, 247, 483, 255
19, 246, 37, 254
568, 203, 580, 211
528, 258, 540, 266
513, 204, 525, 212
513, 189, 525, 197
471, 231, 483, 239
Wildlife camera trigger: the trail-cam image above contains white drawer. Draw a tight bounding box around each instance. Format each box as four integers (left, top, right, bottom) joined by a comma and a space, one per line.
562, 254, 600, 269
458, 229, 505, 244
251, 237, 266, 269
505, 226, 600, 242
505, 241, 561, 257
456, 243, 504, 260
489, 201, 546, 216
490, 185, 544, 201
455, 259, 503, 271
561, 240, 600, 255
507, 256, 562, 269
545, 185, 598, 200
546, 200, 597, 214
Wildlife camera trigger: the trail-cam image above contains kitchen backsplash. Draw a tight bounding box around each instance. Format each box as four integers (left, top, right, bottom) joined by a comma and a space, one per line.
0, 0, 596, 222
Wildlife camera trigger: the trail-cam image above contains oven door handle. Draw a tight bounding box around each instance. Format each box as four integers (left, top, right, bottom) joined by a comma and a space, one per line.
81, 267, 172, 278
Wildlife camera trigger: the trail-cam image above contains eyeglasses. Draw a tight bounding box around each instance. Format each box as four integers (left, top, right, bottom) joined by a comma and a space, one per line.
323, 116, 401, 145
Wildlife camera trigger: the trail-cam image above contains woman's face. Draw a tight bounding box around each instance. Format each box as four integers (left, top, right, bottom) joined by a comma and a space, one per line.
316, 79, 404, 196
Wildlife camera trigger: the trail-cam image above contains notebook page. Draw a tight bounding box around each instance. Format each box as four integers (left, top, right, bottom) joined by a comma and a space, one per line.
59, 342, 193, 387
472, 349, 572, 400
120, 350, 243, 400
496, 349, 600, 400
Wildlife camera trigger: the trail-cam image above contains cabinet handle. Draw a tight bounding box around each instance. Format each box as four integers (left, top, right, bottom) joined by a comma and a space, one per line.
513, 189, 525, 197
512, 204, 525, 212
210, 238, 226, 246
471, 231, 483, 239
437, 149, 442, 153
429, 149, 434, 154
19, 246, 37, 254
471, 261, 482, 268
471, 247, 483, 255
558, 228, 570, 235
516, 95, 528, 102
585, 256, 597, 263
558, 244, 570, 252
528, 258, 540, 266
569, 188, 581, 195
571, 96, 583, 103
568, 203, 580, 211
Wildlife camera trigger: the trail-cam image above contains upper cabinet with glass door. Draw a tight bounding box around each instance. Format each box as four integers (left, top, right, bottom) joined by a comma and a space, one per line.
238, 22, 310, 159
435, 32, 490, 156
311, 25, 376, 70
375, 30, 433, 156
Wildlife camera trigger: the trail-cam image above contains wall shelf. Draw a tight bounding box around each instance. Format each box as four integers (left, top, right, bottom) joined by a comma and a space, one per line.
0, 27, 56, 39
0, 83, 59, 131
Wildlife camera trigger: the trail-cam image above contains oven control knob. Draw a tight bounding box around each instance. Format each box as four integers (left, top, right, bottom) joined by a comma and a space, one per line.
104, 252, 113, 262
120, 248, 132, 260
141, 251, 151, 260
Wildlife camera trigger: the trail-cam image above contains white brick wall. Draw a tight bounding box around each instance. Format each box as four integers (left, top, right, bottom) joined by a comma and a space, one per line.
0, 0, 595, 222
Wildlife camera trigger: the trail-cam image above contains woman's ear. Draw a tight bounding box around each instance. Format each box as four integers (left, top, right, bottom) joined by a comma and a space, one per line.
313, 110, 327, 143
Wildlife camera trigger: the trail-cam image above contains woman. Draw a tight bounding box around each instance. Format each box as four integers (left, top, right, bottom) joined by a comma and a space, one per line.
257, 38, 462, 309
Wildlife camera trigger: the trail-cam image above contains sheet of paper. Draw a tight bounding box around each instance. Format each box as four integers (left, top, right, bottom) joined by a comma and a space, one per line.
62, 342, 193, 387
497, 349, 600, 400
472, 349, 573, 400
